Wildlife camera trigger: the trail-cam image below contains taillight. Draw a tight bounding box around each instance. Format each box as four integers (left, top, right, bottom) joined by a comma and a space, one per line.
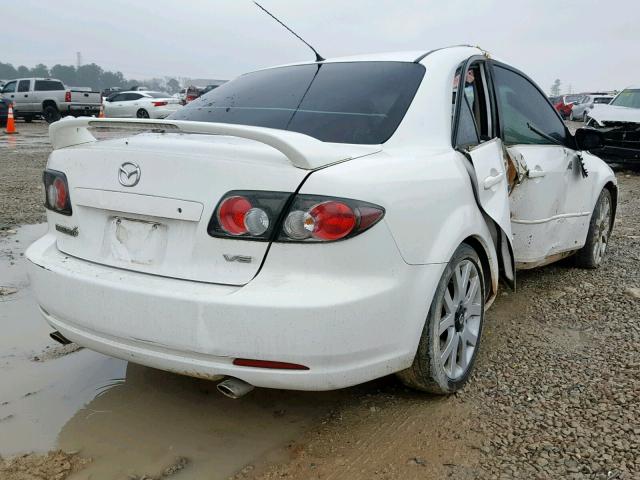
279, 195, 384, 242
43, 169, 72, 215
152, 101, 168, 107
64, 91, 71, 102
209, 191, 384, 242
209, 191, 291, 240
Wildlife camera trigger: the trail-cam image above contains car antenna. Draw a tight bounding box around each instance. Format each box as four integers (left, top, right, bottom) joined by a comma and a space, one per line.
253, 1, 325, 62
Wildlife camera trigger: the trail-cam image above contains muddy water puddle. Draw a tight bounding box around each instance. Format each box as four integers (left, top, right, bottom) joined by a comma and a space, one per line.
0, 224, 345, 478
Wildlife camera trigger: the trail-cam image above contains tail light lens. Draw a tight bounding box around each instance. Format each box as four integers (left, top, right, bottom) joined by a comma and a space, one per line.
152, 101, 168, 107
209, 191, 384, 242
43, 169, 72, 215
209, 191, 291, 240
64, 91, 71, 102
278, 195, 384, 242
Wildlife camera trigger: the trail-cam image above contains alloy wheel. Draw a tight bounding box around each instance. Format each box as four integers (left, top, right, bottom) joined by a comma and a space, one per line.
593, 194, 611, 265
436, 259, 482, 380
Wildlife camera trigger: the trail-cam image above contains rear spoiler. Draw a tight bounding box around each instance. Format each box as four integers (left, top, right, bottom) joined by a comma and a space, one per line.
49, 117, 362, 170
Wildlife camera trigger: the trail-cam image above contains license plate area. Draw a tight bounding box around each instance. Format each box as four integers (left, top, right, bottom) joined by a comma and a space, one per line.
103, 216, 167, 265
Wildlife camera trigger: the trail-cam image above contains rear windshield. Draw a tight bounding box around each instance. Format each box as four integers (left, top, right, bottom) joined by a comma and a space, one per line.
610, 89, 640, 109
35, 80, 64, 91
169, 62, 426, 144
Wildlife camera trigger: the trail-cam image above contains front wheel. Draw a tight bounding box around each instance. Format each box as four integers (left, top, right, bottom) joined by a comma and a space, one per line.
136, 109, 150, 119
574, 188, 613, 268
397, 243, 485, 394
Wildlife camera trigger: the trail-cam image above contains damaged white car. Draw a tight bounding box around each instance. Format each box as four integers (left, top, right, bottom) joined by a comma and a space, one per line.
586, 86, 640, 165
26, 46, 617, 397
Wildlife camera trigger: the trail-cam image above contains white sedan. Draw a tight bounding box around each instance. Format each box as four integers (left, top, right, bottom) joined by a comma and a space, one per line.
103, 91, 182, 119
26, 46, 616, 397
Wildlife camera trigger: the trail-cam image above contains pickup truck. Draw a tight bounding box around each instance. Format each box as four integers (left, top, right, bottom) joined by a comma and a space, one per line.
0, 78, 102, 123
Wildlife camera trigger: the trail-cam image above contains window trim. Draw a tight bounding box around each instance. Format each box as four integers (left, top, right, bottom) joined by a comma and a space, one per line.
451, 55, 497, 149
489, 60, 574, 149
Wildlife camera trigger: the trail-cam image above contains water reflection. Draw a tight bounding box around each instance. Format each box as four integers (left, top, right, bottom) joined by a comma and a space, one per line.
57, 363, 344, 480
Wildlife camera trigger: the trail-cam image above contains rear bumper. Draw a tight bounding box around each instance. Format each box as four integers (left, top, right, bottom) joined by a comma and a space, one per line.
65, 104, 101, 115
26, 231, 443, 390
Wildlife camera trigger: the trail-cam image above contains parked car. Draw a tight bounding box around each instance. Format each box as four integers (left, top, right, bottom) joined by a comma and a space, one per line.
101, 87, 122, 103
586, 86, 640, 164
553, 94, 584, 119
0, 78, 102, 123
26, 46, 616, 397
103, 91, 182, 119
0, 96, 10, 127
569, 95, 613, 121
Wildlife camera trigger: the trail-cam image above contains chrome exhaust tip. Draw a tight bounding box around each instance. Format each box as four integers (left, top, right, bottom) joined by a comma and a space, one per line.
217, 377, 255, 399
50, 330, 72, 345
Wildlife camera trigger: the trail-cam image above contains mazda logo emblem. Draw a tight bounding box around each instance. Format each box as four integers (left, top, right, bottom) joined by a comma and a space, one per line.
118, 162, 141, 187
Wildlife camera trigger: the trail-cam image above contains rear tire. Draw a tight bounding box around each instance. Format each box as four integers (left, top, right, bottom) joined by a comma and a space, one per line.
136, 109, 150, 119
23, 116, 33, 123
43, 105, 61, 123
574, 188, 613, 268
397, 243, 485, 394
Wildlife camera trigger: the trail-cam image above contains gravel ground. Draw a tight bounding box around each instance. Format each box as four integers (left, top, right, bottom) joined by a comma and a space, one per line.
466, 171, 640, 479
0, 121, 49, 229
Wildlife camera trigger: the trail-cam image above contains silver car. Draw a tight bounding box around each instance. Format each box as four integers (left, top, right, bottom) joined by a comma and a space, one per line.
570, 94, 614, 122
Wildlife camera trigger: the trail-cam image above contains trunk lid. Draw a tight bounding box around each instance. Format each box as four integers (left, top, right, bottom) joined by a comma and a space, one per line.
48, 132, 313, 285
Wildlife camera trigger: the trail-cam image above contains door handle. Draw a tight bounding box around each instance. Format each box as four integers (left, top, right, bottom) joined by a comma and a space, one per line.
483, 172, 504, 190
528, 167, 546, 178
24, 94, 28, 97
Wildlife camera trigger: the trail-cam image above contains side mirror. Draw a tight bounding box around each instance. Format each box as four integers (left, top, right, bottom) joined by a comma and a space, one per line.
575, 127, 604, 151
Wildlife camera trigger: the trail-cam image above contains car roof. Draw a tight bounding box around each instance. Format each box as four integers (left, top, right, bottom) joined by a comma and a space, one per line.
253, 45, 486, 72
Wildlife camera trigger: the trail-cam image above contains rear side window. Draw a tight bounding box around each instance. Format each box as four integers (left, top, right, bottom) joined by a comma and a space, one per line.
493, 66, 566, 145
170, 62, 425, 144
35, 80, 64, 91
123, 93, 143, 101
17, 80, 30, 92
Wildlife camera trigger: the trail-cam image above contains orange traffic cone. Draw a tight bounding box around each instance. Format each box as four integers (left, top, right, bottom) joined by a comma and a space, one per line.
98, 104, 105, 118
5, 103, 17, 134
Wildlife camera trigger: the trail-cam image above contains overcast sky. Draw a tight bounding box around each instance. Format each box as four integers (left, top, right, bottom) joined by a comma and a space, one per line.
4, 0, 639, 93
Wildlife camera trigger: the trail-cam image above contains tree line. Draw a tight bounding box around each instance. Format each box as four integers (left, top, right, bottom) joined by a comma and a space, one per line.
0, 61, 181, 94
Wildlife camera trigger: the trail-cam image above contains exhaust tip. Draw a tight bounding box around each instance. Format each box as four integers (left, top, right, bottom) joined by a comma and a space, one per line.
217, 377, 255, 399
50, 331, 72, 345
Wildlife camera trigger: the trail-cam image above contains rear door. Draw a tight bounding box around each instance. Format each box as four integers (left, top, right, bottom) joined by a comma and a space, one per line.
121, 92, 144, 117
490, 62, 590, 266
453, 58, 515, 287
